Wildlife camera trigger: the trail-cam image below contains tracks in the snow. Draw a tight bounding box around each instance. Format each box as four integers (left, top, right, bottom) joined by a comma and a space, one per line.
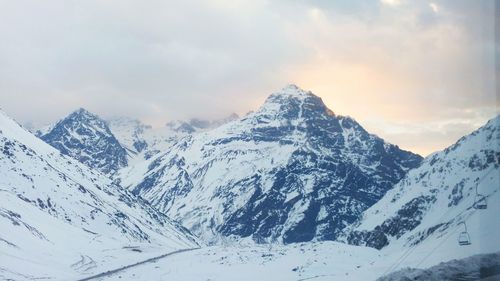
75, 248, 200, 281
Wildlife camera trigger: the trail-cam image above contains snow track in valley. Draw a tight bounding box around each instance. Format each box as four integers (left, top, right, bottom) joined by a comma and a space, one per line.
76, 248, 200, 281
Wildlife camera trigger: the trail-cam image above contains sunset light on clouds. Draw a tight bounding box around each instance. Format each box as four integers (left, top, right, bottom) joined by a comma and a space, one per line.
0, 0, 497, 156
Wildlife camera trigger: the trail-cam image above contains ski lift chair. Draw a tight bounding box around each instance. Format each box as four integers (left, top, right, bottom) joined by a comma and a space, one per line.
473, 194, 487, 210
458, 222, 471, 246
458, 231, 471, 246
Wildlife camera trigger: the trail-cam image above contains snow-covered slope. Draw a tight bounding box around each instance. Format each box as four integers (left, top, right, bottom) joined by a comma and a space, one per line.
0, 110, 198, 280
40, 108, 128, 174
120, 84, 422, 244
107, 117, 152, 155
344, 116, 499, 247
341, 115, 500, 271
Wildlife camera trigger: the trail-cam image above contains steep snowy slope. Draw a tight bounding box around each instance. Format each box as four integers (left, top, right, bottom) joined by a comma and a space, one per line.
341, 115, 500, 273
121, 84, 422, 244
344, 116, 499, 248
0, 110, 198, 280
41, 108, 128, 174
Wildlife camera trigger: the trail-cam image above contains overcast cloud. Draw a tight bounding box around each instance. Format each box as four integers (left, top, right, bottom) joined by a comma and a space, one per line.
0, 0, 497, 155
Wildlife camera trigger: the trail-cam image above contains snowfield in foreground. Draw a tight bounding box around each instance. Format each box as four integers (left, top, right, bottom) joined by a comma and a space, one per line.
72, 186, 500, 281
95, 242, 383, 281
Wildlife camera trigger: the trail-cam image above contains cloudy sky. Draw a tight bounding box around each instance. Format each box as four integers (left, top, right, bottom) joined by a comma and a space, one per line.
0, 0, 497, 156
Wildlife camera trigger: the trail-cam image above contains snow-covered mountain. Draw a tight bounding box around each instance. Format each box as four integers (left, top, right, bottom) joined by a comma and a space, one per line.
341, 115, 500, 271
40, 108, 129, 174
0, 110, 198, 280
108, 113, 239, 162
120, 84, 422, 244
107, 117, 152, 155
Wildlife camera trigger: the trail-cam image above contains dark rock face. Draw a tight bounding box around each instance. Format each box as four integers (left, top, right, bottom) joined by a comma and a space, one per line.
41, 108, 128, 174
129, 85, 423, 244
346, 195, 437, 249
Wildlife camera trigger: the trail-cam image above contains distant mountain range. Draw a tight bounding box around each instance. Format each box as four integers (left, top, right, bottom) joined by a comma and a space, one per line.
38, 108, 239, 174
108, 113, 239, 161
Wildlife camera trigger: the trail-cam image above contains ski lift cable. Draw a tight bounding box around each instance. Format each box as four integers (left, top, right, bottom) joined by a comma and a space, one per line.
380, 199, 464, 276
413, 181, 499, 268
381, 177, 465, 275
382, 195, 460, 275
413, 218, 470, 268
389, 187, 495, 274
381, 167, 496, 275
398, 187, 498, 272
460, 221, 468, 233
382, 201, 475, 276
381, 178, 474, 276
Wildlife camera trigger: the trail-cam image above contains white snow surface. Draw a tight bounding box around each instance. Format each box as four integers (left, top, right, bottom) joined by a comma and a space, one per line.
88, 241, 385, 281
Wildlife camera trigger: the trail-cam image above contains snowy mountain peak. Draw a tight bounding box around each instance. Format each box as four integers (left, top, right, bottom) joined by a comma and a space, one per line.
257, 84, 335, 122
41, 108, 128, 174
280, 83, 309, 95
266, 84, 316, 102
73, 107, 93, 116
64, 108, 110, 132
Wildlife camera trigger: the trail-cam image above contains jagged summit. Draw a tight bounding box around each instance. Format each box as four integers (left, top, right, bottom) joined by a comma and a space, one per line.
56, 108, 116, 135
66, 107, 105, 123
256, 84, 335, 122
73, 107, 92, 115
41, 108, 128, 174
273, 84, 311, 96
264, 84, 317, 104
